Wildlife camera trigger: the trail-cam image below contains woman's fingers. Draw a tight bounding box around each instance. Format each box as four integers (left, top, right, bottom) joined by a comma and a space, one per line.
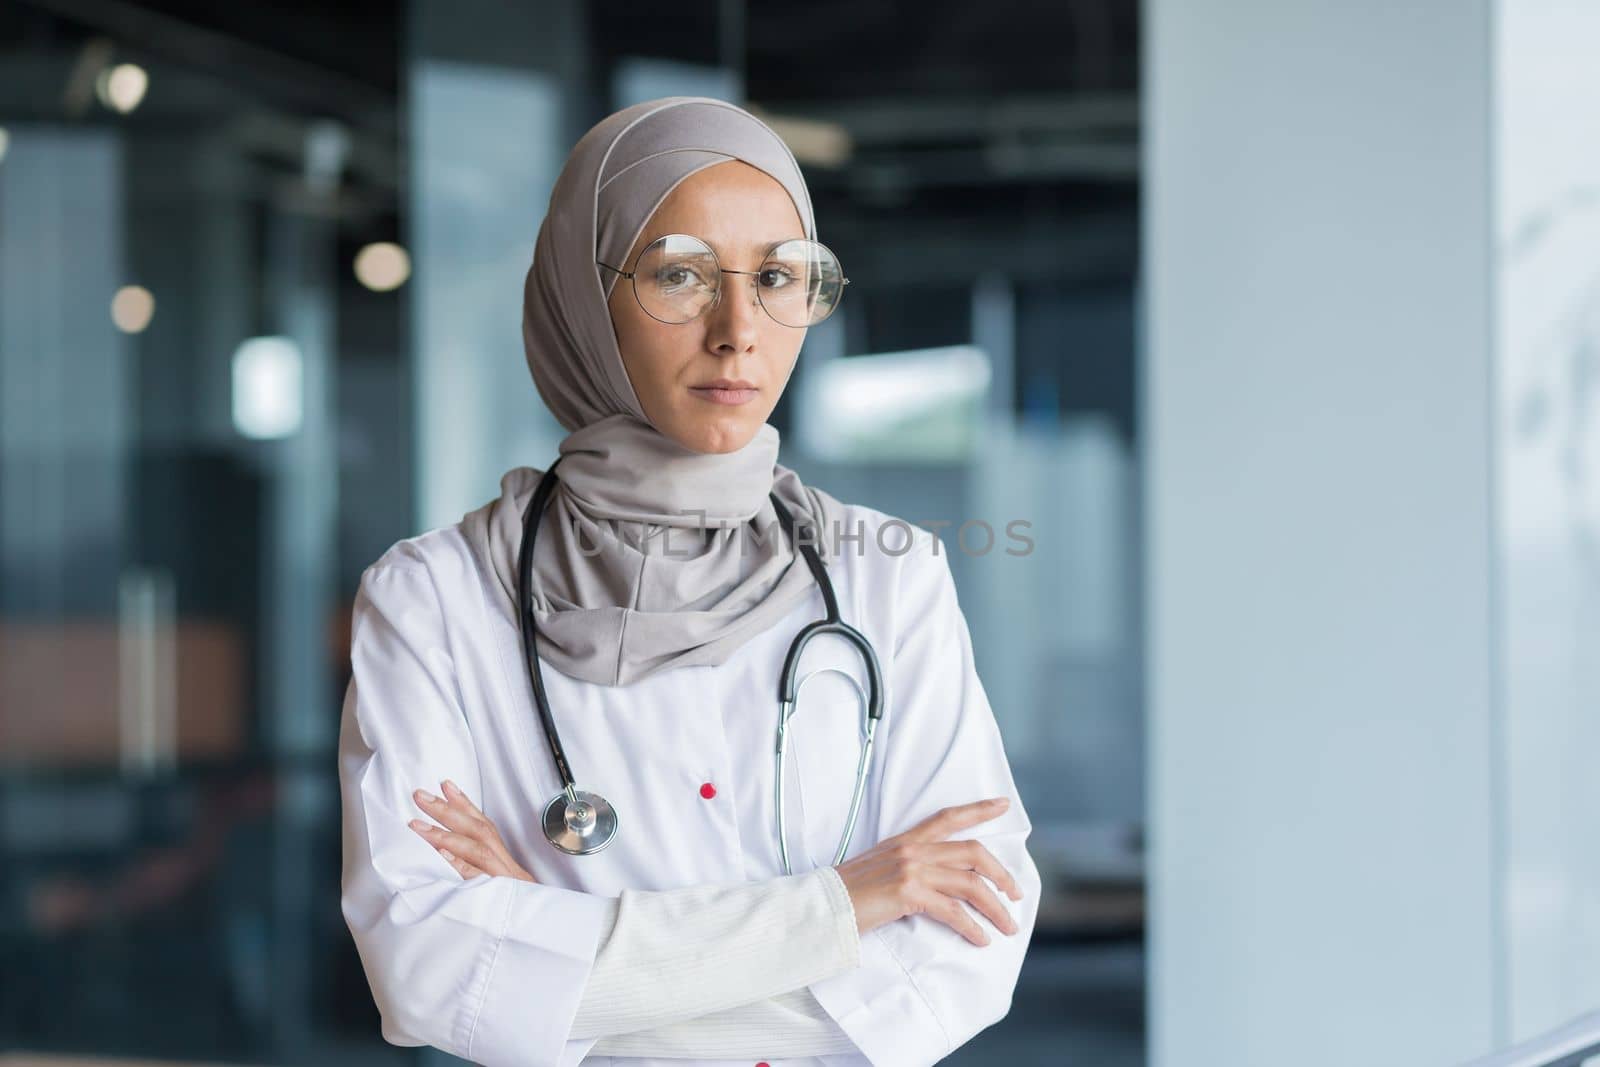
925, 887, 992, 946
407, 785, 537, 883
412, 782, 516, 862
408, 819, 479, 860
898, 797, 1010, 845
437, 847, 485, 879
440, 779, 487, 822
412, 782, 487, 835
937, 838, 1023, 901
411, 820, 513, 875
927, 865, 1019, 937
835, 797, 1026, 945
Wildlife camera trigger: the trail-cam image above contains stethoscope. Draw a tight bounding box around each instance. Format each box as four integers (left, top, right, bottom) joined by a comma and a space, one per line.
516, 457, 885, 875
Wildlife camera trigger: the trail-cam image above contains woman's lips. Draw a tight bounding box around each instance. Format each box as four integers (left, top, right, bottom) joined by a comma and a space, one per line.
690, 386, 759, 405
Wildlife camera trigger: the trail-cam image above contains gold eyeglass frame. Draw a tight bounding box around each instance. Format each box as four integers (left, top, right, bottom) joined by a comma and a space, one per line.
596, 233, 849, 328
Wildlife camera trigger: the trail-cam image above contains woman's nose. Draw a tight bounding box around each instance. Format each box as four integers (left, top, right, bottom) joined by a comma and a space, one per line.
703, 273, 761, 353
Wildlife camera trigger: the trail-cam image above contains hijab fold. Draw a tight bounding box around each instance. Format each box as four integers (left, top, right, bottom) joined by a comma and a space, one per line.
460, 96, 848, 688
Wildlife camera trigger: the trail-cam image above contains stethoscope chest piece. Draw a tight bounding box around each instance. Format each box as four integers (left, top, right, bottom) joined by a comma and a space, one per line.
542, 788, 619, 855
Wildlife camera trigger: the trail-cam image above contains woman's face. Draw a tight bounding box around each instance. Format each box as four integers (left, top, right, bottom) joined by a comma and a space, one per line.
607, 160, 808, 455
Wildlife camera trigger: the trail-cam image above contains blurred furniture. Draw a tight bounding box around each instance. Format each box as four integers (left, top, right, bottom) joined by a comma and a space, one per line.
0, 621, 246, 769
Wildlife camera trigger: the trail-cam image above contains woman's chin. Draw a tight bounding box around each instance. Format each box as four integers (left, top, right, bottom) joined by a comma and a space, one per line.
667, 412, 763, 455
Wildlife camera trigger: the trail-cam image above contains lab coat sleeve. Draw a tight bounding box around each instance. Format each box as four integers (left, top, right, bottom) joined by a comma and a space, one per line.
571, 864, 860, 1046
338, 562, 616, 1067
807, 534, 1044, 1067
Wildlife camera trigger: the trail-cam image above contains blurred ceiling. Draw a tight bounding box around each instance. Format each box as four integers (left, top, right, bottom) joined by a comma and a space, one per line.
1, 0, 1139, 283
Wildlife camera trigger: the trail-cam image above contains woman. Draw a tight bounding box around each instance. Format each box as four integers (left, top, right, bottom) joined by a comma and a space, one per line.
338, 96, 1041, 1067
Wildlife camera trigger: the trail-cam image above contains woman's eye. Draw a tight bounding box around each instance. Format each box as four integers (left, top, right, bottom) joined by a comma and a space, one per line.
759, 266, 796, 289
656, 264, 710, 290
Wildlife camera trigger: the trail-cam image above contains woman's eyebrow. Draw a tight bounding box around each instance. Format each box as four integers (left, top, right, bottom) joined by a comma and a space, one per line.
677, 234, 805, 261
733, 236, 803, 256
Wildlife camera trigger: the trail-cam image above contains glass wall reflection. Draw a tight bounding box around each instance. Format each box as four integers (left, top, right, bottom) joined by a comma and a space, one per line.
1, 3, 404, 1060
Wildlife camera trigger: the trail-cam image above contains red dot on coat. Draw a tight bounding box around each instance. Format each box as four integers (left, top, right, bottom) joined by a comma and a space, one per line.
699, 782, 717, 799
756, 1062, 771, 1067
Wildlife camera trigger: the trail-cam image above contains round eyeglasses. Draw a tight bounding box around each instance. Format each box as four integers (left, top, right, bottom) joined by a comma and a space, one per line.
597, 233, 848, 328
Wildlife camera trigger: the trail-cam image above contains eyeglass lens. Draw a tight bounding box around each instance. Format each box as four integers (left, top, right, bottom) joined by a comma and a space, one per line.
630, 234, 844, 327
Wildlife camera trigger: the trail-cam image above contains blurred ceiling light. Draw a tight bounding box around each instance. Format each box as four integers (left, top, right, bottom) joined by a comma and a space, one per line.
96, 63, 149, 114
824, 344, 991, 425
747, 107, 852, 168
801, 344, 992, 462
305, 120, 350, 193
354, 242, 411, 291
0, 126, 9, 164
232, 336, 303, 439
111, 286, 155, 333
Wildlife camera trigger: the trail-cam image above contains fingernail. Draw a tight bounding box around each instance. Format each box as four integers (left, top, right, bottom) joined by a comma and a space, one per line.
443, 780, 460, 795
408, 819, 426, 831
990, 797, 1008, 806
439, 849, 455, 861
415, 789, 439, 804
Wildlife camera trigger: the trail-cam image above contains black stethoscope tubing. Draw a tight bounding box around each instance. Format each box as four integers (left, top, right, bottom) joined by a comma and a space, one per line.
516, 456, 885, 857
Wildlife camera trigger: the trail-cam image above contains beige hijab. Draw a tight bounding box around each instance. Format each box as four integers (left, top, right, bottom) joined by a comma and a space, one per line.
461, 96, 848, 688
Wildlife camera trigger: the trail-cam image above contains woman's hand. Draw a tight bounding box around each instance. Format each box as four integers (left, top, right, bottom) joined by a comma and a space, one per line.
408, 779, 537, 883
833, 796, 1023, 946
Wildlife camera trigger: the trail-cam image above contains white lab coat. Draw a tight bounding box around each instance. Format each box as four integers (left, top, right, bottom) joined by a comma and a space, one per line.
338, 497, 1043, 1067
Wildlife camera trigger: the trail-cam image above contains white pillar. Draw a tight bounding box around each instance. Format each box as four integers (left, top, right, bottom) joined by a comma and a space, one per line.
1145, 1, 1499, 1063
407, 0, 588, 531
1493, 0, 1600, 1047
1149, 1, 1600, 1060
0, 128, 130, 615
